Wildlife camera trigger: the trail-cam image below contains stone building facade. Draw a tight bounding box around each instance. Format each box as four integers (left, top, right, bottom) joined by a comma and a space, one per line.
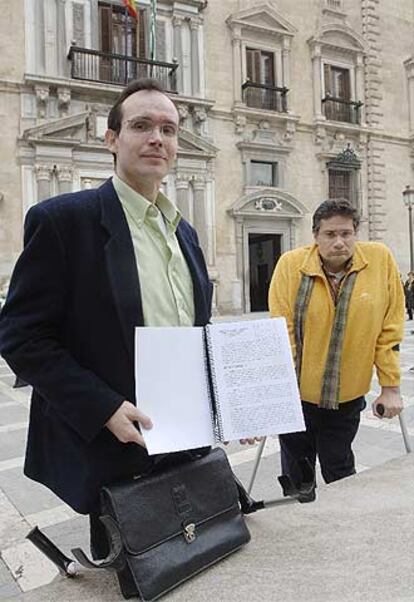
0, 0, 413, 313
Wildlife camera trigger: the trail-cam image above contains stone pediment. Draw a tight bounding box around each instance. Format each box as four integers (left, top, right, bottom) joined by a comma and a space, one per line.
178, 129, 218, 158
22, 112, 91, 144
226, 3, 297, 37
309, 24, 366, 54
229, 189, 306, 219
21, 116, 219, 159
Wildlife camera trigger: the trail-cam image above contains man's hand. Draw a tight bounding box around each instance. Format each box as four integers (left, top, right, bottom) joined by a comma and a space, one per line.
372, 386, 403, 419
105, 400, 152, 447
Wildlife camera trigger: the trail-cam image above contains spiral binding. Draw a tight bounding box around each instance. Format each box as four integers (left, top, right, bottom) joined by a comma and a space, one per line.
203, 326, 224, 441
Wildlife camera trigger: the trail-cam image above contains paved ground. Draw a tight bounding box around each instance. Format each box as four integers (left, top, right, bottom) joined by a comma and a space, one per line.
0, 318, 413, 601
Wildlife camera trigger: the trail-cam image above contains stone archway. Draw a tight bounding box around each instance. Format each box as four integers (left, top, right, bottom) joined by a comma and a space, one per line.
228, 189, 306, 313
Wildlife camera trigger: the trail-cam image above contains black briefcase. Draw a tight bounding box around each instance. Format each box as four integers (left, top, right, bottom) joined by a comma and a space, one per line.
73, 448, 250, 601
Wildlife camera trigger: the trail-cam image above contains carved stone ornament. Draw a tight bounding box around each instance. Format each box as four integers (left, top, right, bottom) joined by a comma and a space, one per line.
56, 165, 74, 182
329, 143, 361, 168
177, 103, 189, 123
255, 198, 283, 211
35, 86, 50, 118
193, 107, 207, 124
35, 164, 52, 181
314, 125, 326, 146
57, 87, 71, 116
284, 121, 296, 143
234, 114, 247, 135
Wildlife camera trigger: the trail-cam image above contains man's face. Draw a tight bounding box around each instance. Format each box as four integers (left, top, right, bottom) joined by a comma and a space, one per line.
314, 215, 356, 272
106, 90, 179, 189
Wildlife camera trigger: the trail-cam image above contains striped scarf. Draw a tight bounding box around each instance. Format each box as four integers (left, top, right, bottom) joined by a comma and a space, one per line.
294, 271, 358, 410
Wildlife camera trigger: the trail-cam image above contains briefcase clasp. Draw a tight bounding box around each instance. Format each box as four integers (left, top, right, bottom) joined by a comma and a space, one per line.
183, 522, 196, 543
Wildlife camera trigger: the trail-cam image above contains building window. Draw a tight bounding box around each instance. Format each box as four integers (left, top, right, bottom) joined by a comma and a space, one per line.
322, 64, 362, 124
246, 49, 275, 86
250, 161, 278, 187
243, 48, 287, 112
325, 0, 343, 10
98, 2, 146, 58
328, 168, 352, 201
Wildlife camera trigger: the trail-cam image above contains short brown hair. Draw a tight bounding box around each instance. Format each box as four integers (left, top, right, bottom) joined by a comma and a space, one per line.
107, 78, 173, 134
312, 199, 360, 233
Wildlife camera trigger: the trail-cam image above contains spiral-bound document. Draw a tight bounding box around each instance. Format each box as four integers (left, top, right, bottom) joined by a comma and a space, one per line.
135, 318, 305, 455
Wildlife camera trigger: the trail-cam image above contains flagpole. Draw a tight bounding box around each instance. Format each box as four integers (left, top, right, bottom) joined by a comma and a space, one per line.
124, 6, 129, 83
150, 0, 157, 73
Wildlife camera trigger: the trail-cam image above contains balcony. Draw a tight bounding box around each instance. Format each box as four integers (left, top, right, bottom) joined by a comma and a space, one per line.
68, 46, 178, 92
322, 96, 363, 125
242, 81, 288, 113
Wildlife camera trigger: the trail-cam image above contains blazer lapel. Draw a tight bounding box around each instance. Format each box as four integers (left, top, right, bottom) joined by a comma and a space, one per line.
99, 179, 144, 361
176, 223, 211, 326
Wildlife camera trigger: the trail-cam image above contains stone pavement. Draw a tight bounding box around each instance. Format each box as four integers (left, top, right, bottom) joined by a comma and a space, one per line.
0, 319, 413, 601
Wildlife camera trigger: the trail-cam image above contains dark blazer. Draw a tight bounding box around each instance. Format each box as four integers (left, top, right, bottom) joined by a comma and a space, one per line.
0, 179, 213, 513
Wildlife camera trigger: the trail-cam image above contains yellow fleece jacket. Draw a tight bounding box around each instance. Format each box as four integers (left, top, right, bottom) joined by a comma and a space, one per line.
268, 242, 404, 404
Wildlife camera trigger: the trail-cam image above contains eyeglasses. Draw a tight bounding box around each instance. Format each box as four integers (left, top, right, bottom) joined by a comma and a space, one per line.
123, 117, 178, 138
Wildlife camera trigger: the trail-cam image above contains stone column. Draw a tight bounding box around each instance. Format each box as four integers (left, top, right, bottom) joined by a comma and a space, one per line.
35, 0, 46, 73
57, 0, 67, 76
176, 177, 191, 221
172, 16, 184, 93
232, 217, 244, 313
275, 49, 283, 88
281, 39, 291, 111
190, 18, 200, 96
192, 179, 208, 256
232, 30, 242, 103
35, 165, 52, 201
311, 44, 323, 119
355, 54, 365, 124
405, 58, 414, 134
56, 165, 73, 194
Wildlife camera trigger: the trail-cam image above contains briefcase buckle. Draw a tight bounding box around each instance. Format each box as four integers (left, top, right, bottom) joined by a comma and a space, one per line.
183, 522, 196, 543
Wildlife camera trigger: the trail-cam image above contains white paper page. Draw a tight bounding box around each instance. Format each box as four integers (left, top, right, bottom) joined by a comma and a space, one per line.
206, 318, 305, 441
135, 327, 215, 454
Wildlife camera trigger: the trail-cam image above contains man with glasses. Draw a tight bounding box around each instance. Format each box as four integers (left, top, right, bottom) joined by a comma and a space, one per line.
0, 79, 213, 555
268, 199, 404, 500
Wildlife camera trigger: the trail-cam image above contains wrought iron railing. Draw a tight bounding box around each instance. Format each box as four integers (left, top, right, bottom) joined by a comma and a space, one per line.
68, 46, 178, 92
322, 96, 363, 124
242, 81, 289, 113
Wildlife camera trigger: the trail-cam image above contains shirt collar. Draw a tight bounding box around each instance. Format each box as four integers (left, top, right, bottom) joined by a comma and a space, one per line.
112, 174, 181, 231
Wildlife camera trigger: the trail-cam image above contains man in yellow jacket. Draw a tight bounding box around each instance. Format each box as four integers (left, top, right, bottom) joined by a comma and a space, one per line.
268, 199, 404, 500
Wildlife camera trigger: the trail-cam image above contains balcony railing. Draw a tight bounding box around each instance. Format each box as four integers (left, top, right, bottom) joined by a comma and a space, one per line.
68, 46, 178, 92
242, 81, 288, 113
322, 96, 363, 124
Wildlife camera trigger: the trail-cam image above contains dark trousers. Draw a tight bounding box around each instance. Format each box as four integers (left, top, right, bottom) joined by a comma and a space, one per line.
279, 397, 366, 487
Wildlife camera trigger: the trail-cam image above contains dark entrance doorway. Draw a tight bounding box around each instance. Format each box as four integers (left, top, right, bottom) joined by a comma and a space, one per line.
248, 233, 282, 312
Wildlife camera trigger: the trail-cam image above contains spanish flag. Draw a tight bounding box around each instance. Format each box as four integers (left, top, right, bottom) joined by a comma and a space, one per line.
122, 0, 138, 19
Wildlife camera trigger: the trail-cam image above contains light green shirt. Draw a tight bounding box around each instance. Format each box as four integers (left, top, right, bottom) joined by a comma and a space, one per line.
113, 175, 195, 326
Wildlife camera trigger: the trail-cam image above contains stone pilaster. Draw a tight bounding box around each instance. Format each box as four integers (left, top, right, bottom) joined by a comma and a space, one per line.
35, 164, 52, 201
310, 44, 323, 119
56, 165, 73, 194
362, 0, 386, 239
175, 177, 191, 221
231, 30, 242, 103
192, 178, 208, 257
190, 18, 200, 96
172, 16, 183, 93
